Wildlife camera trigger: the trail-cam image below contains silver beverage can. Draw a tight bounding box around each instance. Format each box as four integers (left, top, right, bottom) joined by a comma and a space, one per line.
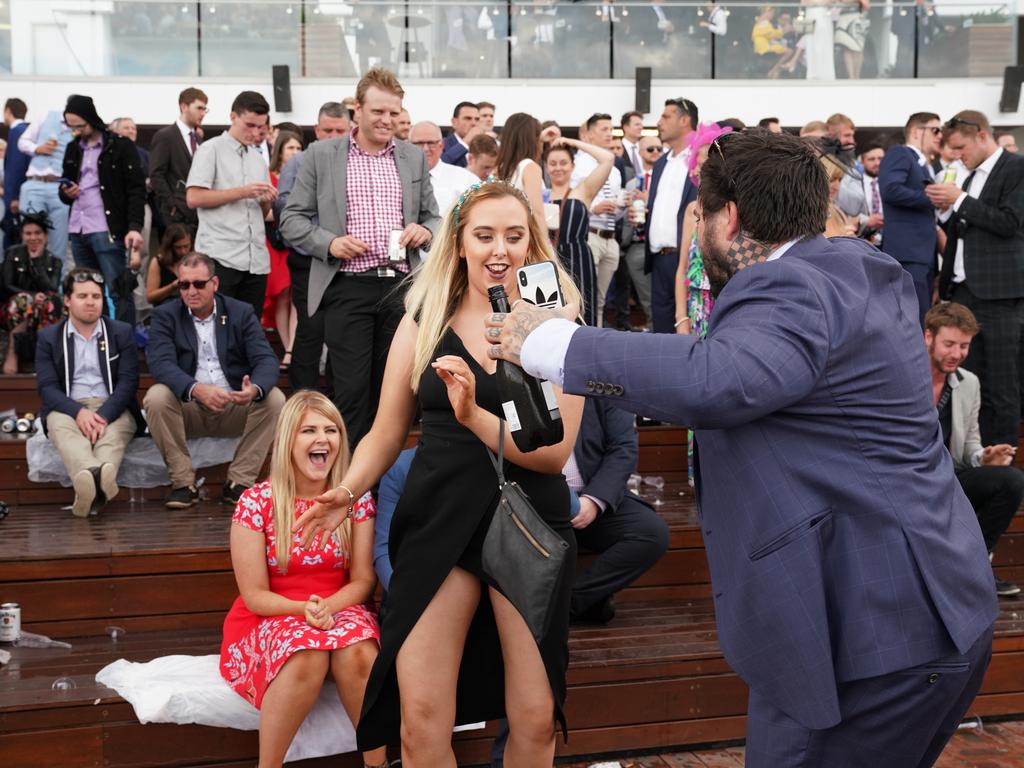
0, 417, 15, 433
0, 602, 21, 643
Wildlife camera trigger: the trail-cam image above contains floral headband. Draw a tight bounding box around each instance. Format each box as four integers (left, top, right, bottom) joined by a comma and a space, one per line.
451, 175, 511, 229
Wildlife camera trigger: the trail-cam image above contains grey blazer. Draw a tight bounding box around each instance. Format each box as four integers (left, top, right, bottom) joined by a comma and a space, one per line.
279, 136, 442, 315
947, 368, 983, 471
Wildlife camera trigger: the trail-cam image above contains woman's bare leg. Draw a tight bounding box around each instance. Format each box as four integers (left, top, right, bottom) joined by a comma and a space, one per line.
258, 649, 330, 768
330, 640, 388, 766
395, 567, 480, 768
489, 587, 556, 768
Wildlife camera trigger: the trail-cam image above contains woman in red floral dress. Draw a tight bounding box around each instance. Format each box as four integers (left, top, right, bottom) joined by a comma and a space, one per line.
220, 391, 388, 768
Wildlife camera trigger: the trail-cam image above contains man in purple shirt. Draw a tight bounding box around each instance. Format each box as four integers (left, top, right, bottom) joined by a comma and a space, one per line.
59, 95, 146, 321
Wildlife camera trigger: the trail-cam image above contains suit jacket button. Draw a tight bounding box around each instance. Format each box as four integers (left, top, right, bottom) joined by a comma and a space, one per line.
704, 529, 712, 536
928, 673, 940, 684
612, 385, 624, 396
586, 380, 596, 392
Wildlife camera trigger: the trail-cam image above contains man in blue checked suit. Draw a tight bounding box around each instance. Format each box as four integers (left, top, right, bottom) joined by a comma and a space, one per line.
489, 131, 997, 768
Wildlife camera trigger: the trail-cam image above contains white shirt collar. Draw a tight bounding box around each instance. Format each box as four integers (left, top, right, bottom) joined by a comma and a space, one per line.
907, 144, 928, 165
766, 238, 802, 262
189, 307, 216, 324
975, 146, 1003, 176
67, 319, 101, 341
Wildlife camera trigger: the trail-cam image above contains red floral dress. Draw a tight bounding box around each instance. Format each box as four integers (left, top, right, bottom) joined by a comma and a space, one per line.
219, 481, 380, 709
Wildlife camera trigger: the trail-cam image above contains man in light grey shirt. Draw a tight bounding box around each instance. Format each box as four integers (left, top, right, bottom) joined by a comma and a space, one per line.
186, 90, 277, 320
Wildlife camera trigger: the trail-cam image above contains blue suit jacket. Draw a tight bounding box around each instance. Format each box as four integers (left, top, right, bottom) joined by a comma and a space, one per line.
3, 122, 31, 213
643, 150, 697, 273
878, 145, 937, 267
374, 447, 417, 591
562, 235, 997, 729
146, 294, 279, 401
36, 317, 143, 433
441, 133, 468, 167
575, 398, 645, 513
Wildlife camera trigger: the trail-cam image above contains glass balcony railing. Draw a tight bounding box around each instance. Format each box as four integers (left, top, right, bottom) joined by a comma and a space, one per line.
0, 1, 1015, 80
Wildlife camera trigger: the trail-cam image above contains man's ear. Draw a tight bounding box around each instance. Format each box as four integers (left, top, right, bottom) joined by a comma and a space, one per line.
724, 201, 743, 242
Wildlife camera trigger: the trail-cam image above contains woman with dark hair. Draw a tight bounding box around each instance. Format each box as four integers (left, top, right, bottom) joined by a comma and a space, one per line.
495, 113, 560, 234
145, 223, 192, 307
1, 212, 63, 374
544, 137, 615, 326
264, 130, 304, 370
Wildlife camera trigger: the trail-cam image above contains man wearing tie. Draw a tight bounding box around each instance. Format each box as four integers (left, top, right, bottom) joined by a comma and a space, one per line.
931, 110, 1024, 448
878, 112, 942, 325
150, 87, 208, 238
837, 143, 885, 244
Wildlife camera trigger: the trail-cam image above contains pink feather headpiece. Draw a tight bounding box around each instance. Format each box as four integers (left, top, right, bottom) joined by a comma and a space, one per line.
687, 122, 733, 184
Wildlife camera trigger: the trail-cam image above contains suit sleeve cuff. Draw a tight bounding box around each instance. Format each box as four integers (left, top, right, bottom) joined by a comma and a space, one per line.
971, 448, 983, 468
254, 385, 265, 401
520, 318, 579, 386
581, 494, 608, 514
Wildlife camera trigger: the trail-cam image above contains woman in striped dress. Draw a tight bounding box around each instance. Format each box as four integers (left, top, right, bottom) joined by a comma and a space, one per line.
544, 137, 615, 326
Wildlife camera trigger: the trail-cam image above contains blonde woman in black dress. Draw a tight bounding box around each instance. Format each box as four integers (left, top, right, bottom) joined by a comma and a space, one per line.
296, 180, 584, 767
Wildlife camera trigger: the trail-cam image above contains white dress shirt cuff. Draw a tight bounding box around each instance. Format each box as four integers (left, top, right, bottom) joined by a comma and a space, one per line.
937, 206, 953, 224
519, 318, 579, 386
952, 192, 968, 212
581, 493, 608, 514
970, 448, 983, 468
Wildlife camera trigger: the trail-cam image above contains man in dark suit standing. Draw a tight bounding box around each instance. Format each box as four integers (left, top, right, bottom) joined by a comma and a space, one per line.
2, 98, 31, 249
878, 111, 942, 325
490, 130, 997, 767
280, 68, 440, 447
440, 101, 481, 168
633, 97, 697, 334
144, 252, 283, 509
933, 109, 1024, 447
36, 268, 142, 518
149, 87, 208, 238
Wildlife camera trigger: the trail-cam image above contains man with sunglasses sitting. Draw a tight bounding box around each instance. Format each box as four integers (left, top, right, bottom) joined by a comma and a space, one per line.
144, 251, 284, 509
878, 111, 943, 326
36, 268, 143, 517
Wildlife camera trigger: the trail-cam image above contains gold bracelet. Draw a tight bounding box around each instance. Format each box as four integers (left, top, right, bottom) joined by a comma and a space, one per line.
674, 317, 691, 328
336, 484, 355, 521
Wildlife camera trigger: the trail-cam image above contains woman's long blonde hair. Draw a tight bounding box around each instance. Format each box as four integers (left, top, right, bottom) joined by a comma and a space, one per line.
404, 180, 583, 391
269, 391, 351, 572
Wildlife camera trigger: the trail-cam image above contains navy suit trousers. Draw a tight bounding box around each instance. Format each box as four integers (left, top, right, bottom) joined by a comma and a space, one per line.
650, 248, 680, 334
745, 623, 993, 768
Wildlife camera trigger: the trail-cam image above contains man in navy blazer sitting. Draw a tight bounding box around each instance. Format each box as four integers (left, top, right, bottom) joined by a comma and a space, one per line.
490, 130, 997, 767
878, 111, 942, 325
144, 251, 284, 509
36, 268, 142, 517
440, 101, 481, 168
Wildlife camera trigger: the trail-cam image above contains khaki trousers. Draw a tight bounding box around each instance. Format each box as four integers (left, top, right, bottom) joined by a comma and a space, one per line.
588, 231, 621, 328
46, 397, 136, 479
143, 383, 285, 488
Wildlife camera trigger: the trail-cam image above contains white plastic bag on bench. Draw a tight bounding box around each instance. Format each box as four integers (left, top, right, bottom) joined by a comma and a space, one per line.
96, 655, 356, 763
27, 430, 240, 488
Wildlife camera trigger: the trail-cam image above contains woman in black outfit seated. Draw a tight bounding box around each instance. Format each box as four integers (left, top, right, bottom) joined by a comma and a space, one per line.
145, 223, 192, 308
294, 180, 584, 767
1, 212, 62, 374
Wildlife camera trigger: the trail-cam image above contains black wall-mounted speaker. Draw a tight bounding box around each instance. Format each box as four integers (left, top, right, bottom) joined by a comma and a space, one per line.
635, 67, 652, 115
272, 65, 292, 113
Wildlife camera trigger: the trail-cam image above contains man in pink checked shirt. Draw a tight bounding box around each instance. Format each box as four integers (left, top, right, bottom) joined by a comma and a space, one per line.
280, 68, 440, 447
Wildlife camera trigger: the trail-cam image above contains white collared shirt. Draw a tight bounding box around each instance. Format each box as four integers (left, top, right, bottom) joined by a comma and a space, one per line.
429, 161, 480, 214
647, 147, 691, 251
947, 147, 1003, 284
571, 151, 622, 232
176, 118, 198, 157
190, 310, 231, 390
67, 321, 108, 401
522, 238, 799, 385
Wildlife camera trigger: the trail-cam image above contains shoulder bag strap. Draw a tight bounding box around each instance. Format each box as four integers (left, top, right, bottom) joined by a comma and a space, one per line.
486, 420, 507, 487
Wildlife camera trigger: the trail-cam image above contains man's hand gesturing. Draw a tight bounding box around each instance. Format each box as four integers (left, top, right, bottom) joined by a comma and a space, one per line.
485, 300, 579, 367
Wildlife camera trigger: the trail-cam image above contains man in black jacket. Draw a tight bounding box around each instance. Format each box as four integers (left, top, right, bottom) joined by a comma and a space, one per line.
36, 268, 142, 517
932, 109, 1024, 446
149, 87, 208, 238
58, 95, 146, 320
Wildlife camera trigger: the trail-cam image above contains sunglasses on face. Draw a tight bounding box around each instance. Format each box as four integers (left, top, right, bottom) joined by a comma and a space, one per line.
944, 116, 981, 132
411, 140, 441, 147
926, 126, 943, 135
643, 146, 663, 153
178, 279, 211, 291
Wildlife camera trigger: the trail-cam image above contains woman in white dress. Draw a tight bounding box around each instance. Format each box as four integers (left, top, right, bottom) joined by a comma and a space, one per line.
802, 0, 836, 79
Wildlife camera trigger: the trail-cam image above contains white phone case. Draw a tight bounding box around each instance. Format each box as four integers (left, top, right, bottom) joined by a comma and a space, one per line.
516, 262, 565, 310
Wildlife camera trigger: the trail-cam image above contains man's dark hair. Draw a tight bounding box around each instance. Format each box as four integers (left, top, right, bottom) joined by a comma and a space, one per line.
699, 131, 828, 244
178, 87, 208, 106
63, 267, 104, 296
274, 121, 302, 136
758, 117, 780, 128
452, 101, 478, 119
620, 110, 643, 128
4, 98, 27, 120
468, 133, 499, 157
317, 102, 349, 122
861, 141, 886, 156
904, 111, 940, 136
584, 113, 612, 132
179, 251, 218, 277
717, 118, 746, 132
924, 302, 980, 338
231, 90, 270, 117
665, 97, 698, 128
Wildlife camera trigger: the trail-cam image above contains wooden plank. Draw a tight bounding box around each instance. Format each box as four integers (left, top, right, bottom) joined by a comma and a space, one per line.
0, 726, 105, 768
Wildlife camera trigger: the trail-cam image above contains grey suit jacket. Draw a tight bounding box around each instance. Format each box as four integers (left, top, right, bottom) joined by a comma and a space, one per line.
947, 368, 983, 471
279, 136, 441, 315
836, 174, 869, 223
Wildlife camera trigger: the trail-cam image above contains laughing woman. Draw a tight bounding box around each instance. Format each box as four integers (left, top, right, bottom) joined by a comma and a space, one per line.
220, 391, 388, 768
